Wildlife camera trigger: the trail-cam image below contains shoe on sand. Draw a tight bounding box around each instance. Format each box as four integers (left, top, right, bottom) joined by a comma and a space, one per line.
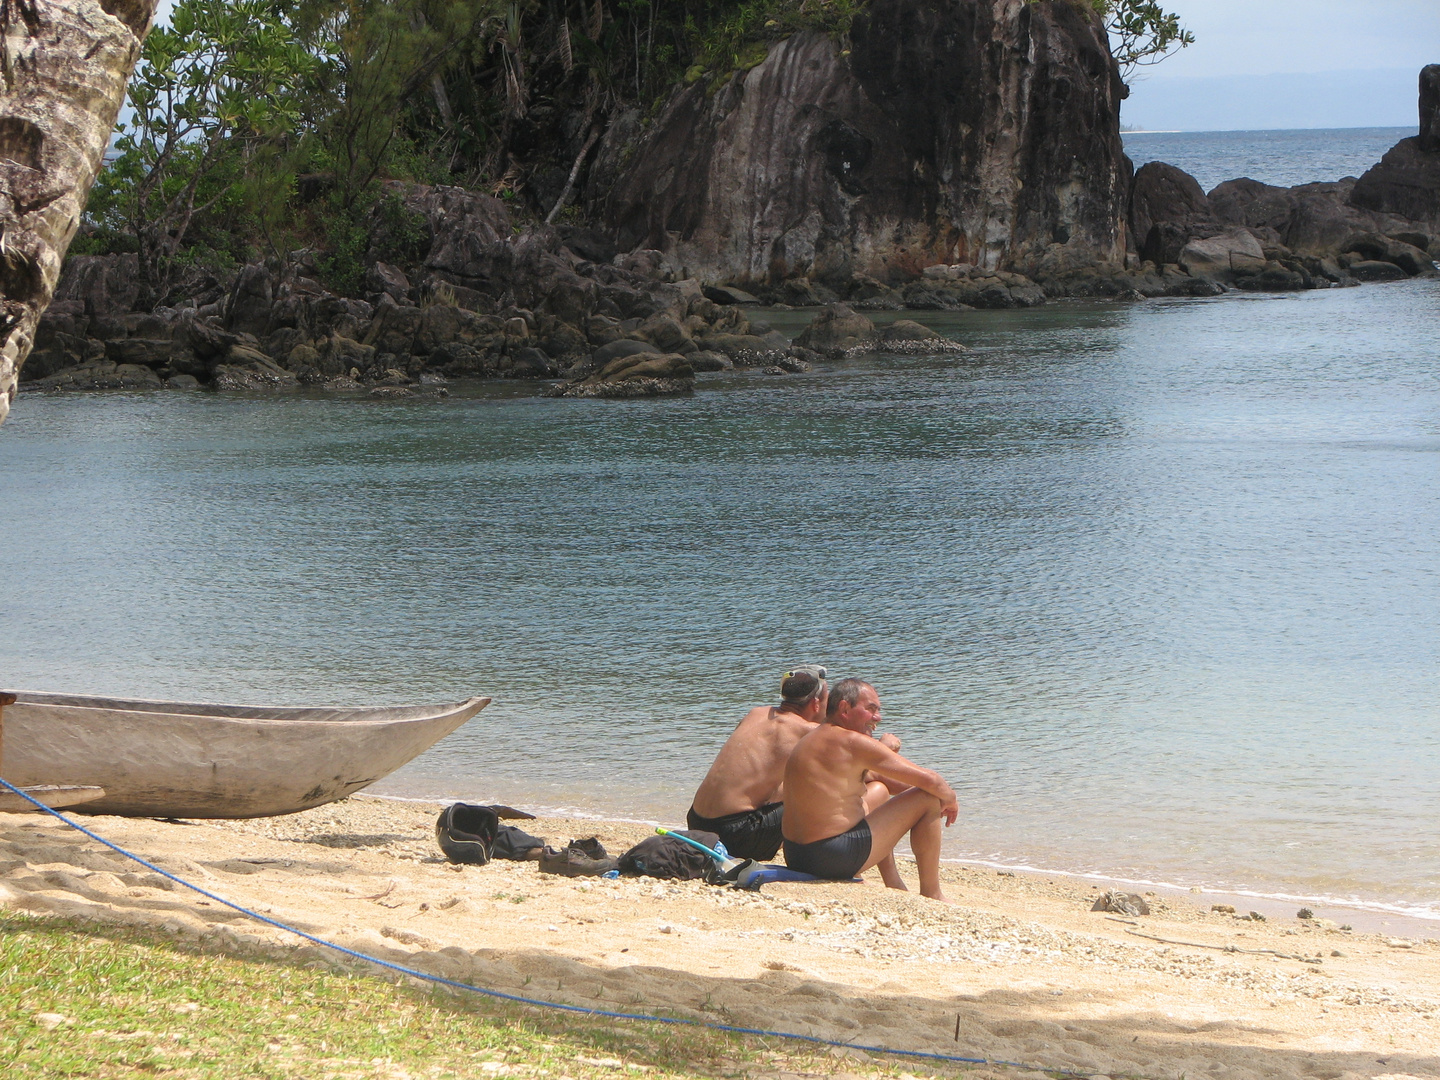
538, 838, 618, 877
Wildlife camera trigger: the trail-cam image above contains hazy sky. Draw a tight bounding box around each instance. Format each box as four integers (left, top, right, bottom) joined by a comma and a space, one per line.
1133, 0, 1436, 77
1123, 0, 1439, 129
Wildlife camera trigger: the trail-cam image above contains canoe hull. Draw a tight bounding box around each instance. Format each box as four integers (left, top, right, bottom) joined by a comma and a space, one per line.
0, 692, 489, 818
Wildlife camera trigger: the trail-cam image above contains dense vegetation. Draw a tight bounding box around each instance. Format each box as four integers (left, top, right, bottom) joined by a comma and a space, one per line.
77, 0, 1189, 309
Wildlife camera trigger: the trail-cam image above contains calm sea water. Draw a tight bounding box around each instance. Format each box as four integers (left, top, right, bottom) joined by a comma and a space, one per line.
1123, 126, 1415, 193
4, 278, 1437, 921
5, 126, 1438, 921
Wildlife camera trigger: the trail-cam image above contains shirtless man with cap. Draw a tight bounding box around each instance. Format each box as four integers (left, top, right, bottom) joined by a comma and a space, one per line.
689, 668, 905, 883
687, 666, 830, 861
782, 677, 957, 902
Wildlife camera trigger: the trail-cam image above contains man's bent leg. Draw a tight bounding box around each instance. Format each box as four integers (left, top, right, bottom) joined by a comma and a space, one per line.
859, 788, 946, 899
907, 799, 947, 902
862, 781, 906, 890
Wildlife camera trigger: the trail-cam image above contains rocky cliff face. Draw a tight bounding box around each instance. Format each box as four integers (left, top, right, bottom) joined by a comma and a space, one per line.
598, 0, 1128, 287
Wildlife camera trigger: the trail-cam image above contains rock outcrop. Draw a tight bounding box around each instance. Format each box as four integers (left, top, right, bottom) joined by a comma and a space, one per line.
1129, 161, 1215, 254
1128, 70, 1440, 295
25, 179, 821, 396
1348, 65, 1440, 227
0, 0, 157, 425
599, 0, 1128, 288
794, 304, 968, 358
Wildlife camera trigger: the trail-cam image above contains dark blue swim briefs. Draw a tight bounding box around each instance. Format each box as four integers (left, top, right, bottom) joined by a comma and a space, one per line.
782, 819, 872, 880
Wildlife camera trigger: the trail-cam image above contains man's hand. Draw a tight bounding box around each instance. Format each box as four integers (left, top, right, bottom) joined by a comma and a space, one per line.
877, 732, 902, 752
938, 784, 959, 826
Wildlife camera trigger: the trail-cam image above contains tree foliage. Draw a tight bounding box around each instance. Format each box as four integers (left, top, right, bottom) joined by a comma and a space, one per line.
95, 0, 325, 305
1086, 0, 1193, 77
83, 0, 1191, 304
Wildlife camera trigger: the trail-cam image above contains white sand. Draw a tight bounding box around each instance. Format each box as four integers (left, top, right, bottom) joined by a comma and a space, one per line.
3, 795, 1437, 1079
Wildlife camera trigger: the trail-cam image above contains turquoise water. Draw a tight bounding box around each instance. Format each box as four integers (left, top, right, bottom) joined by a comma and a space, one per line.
4, 280, 1438, 920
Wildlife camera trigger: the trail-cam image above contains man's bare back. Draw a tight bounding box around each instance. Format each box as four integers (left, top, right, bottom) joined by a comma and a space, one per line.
691, 704, 819, 818
685, 666, 829, 862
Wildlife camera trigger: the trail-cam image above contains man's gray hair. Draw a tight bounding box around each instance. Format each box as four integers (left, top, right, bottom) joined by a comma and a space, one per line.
825, 677, 873, 718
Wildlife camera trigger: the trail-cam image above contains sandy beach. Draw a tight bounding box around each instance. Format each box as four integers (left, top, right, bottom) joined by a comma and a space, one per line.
2, 795, 1437, 1080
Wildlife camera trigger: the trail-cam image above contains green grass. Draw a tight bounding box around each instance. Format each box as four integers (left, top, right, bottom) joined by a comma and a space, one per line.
0, 912, 972, 1080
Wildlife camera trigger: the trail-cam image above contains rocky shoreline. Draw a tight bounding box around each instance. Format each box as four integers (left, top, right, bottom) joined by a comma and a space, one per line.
21, 67, 1440, 403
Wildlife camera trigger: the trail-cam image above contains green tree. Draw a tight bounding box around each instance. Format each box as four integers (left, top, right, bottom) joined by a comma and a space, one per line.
296, 0, 499, 209
1088, 0, 1193, 78
101, 0, 325, 307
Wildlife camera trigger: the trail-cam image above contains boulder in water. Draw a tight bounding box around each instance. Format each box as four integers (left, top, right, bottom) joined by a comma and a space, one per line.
1178, 229, 1266, 281
795, 304, 877, 356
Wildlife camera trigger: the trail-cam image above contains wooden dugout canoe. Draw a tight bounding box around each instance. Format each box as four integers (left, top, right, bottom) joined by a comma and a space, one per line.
0, 691, 489, 819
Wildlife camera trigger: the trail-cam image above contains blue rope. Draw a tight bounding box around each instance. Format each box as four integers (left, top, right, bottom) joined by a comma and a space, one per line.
0, 777, 1101, 1077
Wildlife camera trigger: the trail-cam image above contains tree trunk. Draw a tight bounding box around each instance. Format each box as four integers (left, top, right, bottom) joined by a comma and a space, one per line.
0, 0, 155, 424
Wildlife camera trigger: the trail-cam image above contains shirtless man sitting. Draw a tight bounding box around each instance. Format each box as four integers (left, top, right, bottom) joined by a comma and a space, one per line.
686, 666, 830, 860
781, 678, 958, 902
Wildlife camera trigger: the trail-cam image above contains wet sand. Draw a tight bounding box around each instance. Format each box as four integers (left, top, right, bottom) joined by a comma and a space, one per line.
2, 795, 1437, 1079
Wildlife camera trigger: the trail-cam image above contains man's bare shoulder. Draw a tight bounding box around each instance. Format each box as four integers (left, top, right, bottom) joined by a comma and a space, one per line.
807, 724, 885, 758
729, 705, 774, 730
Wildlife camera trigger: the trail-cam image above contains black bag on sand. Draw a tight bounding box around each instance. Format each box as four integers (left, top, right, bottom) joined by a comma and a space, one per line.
436, 803, 500, 864
618, 830, 722, 882
492, 824, 545, 861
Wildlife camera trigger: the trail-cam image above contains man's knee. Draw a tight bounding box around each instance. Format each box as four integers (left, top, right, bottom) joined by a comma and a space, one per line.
911, 790, 943, 823
863, 780, 890, 813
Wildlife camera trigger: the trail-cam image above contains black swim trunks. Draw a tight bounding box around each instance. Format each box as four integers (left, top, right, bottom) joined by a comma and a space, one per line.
782, 820, 872, 880
686, 802, 785, 861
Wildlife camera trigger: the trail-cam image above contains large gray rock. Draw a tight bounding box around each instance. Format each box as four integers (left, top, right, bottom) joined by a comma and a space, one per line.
1207, 178, 1402, 258
212, 347, 299, 390
1130, 161, 1214, 254
225, 263, 274, 337
414, 304, 501, 353
364, 299, 424, 354
1350, 138, 1440, 227
1348, 67, 1440, 227
795, 304, 876, 356
1342, 233, 1434, 276
549, 350, 694, 398
1179, 229, 1266, 281
50, 254, 141, 316
24, 360, 165, 392
104, 338, 175, 368
878, 319, 968, 354
364, 261, 412, 306
1345, 259, 1409, 282
1422, 64, 1440, 152
599, 0, 1128, 285
24, 329, 103, 381
1208, 178, 1282, 226
592, 339, 660, 367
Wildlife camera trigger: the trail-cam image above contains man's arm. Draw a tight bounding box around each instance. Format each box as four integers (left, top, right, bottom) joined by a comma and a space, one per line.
849, 733, 958, 824
864, 733, 912, 795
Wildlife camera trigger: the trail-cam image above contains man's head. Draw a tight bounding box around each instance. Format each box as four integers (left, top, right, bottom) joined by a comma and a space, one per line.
825, 678, 881, 733
779, 664, 828, 719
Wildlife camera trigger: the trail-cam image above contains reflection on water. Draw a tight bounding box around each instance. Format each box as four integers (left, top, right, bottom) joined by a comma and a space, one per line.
2, 281, 1438, 917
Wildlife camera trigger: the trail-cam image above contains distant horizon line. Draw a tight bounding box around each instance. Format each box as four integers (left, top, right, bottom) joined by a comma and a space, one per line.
1121, 124, 1416, 135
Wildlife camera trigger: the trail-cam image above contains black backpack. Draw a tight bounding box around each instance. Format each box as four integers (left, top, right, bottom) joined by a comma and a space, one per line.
435, 803, 500, 864
618, 830, 721, 881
